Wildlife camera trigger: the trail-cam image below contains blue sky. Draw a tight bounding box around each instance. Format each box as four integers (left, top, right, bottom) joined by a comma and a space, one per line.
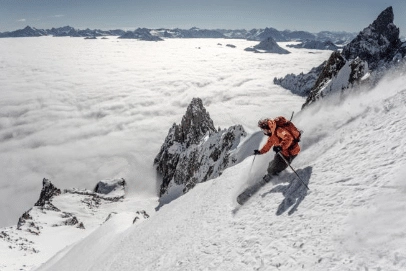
1, 0, 405, 36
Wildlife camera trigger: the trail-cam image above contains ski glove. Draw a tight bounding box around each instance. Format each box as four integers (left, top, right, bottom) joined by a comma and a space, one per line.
254, 150, 261, 155
273, 146, 282, 153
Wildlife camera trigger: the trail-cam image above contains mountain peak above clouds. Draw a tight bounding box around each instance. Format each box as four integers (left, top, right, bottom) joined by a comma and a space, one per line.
154, 98, 247, 207
341, 6, 401, 70
274, 6, 405, 108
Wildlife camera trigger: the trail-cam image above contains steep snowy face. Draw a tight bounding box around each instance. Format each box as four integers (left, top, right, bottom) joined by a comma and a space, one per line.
154, 98, 246, 204
341, 6, 401, 70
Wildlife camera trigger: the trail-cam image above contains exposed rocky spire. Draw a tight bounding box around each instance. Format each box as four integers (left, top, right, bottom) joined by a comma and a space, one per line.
34, 178, 61, 207
154, 98, 246, 205
154, 98, 217, 196
342, 6, 401, 70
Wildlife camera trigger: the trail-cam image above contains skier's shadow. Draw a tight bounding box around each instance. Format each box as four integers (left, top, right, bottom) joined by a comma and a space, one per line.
261, 166, 312, 216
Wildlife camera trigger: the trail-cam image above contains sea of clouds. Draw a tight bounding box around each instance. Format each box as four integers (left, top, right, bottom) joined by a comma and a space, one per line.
0, 36, 332, 226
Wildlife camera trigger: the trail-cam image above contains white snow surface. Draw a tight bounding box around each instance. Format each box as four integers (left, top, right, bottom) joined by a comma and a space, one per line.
1, 37, 406, 270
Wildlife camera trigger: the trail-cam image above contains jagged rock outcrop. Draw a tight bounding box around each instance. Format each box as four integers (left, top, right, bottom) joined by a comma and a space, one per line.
275, 7, 405, 108
154, 98, 216, 196
287, 40, 339, 50
34, 178, 61, 207
244, 37, 290, 54
341, 6, 402, 70
154, 98, 246, 204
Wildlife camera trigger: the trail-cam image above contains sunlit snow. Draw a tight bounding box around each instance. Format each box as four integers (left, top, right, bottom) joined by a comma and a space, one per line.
1, 36, 405, 271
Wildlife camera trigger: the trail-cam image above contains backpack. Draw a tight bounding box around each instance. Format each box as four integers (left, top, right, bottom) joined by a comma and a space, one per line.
274, 116, 301, 143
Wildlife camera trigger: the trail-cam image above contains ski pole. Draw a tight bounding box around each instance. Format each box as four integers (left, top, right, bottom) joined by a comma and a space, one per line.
278, 152, 309, 190
249, 154, 256, 174
290, 111, 294, 121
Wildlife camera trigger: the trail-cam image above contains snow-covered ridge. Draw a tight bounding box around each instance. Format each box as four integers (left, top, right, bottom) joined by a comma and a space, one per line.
275, 6, 406, 108
0, 25, 355, 44
0, 178, 151, 270
286, 40, 339, 50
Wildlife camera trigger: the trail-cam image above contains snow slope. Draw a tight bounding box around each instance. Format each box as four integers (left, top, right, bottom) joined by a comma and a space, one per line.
39, 70, 406, 270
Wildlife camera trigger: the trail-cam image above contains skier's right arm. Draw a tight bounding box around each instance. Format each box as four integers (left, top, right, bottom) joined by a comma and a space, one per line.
259, 137, 275, 154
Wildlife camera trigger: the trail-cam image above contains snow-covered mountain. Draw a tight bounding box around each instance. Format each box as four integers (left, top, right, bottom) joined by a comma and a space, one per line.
0, 26, 47, 37
0, 25, 355, 43
275, 6, 406, 107
118, 28, 163, 41
245, 37, 291, 54
286, 40, 339, 50
0, 8, 405, 269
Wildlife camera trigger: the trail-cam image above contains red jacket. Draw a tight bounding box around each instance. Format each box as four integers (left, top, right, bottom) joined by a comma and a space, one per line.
259, 125, 300, 157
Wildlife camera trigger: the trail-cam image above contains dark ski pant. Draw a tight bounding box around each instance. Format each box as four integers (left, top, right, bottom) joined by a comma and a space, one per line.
266, 153, 296, 177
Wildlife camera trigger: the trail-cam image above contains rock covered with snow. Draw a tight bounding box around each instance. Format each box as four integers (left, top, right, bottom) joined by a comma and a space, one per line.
34, 178, 61, 209
154, 98, 246, 204
2, 177, 139, 266
341, 6, 402, 70
287, 40, 339, 50
275, 6, 405, 108
94, 178, 126, 197
273, 62, 326, 96
0, 26, 47, 38
244, 37, 290, 54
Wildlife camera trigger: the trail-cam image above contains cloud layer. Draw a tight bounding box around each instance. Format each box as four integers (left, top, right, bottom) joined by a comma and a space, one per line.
0, 37, 332, 226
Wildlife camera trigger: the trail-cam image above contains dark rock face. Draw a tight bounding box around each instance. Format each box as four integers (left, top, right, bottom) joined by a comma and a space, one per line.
34, 178, 61, 207
154, 98, 217, 196
341, 6, 401, 70
154, 98, 246, 202
245, 37, 290, 54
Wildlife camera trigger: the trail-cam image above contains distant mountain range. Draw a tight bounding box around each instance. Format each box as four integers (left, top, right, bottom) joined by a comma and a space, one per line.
0, 25, 356, 44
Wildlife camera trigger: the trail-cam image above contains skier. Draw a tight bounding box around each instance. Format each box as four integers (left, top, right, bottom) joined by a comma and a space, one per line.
254, 117, 301, 181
